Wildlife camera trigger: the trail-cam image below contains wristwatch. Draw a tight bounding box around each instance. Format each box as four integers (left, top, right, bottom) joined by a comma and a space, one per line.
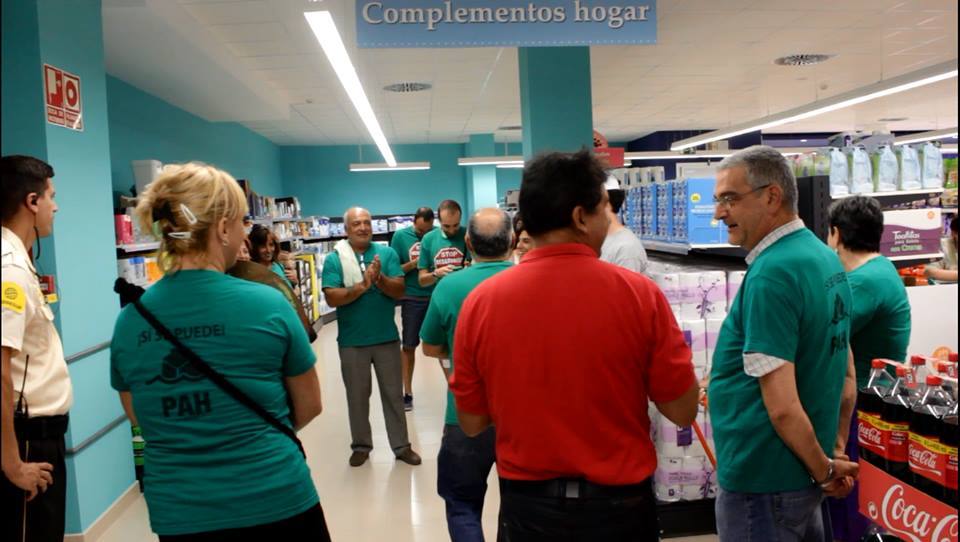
814, 459, 835, 486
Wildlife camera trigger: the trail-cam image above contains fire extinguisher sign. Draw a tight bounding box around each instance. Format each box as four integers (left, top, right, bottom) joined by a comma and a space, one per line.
43, 64, 83, 131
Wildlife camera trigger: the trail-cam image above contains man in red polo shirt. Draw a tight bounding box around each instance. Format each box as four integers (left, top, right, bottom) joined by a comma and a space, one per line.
451, 150, 699, 541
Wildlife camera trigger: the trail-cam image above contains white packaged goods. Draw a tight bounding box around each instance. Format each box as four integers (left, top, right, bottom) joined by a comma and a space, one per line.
850, 147, 873, 194
921, 141, 944, 189
876, 145, 899, 192
651, 272, 681, 305
681, 319, 708, 369
651, 405, 716, 502
726, 270, 745, 310
829, 148, 850, 197
899, 145, 922, 190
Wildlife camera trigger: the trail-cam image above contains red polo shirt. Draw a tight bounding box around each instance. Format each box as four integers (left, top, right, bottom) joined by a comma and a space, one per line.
451, 243, 695, 485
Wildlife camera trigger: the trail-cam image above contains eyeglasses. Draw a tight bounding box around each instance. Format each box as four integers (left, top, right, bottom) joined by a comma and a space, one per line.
714, 184, 771, 209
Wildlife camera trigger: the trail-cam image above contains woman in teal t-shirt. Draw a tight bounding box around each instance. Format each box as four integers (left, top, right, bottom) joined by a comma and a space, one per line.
249, 224, 297, 289
825, 195, 911, 542
110, 163, 329, 540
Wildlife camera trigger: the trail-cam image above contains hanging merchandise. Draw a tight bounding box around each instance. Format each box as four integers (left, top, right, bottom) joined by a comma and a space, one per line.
830, 148, 850, 197
876, 145, 900, 192
851, 146, 874, 194
899, 145, 922, 190
921, 142, 944, 189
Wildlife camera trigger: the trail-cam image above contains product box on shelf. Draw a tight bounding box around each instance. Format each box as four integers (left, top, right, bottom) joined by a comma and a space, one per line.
655, 181, 674, 240
640, 184, 657, 240
881, 208, 944, 258
683, 178, 726, 245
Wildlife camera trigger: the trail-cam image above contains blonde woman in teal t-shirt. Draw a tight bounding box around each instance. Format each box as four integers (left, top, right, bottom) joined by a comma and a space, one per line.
110, 164, 329, 540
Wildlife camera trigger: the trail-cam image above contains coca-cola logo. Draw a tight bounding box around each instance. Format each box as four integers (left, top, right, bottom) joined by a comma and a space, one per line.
873, 484, 959, 542
909, 446, 939, 472
859, 423, 884, 446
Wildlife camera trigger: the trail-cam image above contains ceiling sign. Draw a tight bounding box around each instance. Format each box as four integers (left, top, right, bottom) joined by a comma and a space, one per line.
43, 64, 83, 131
356, 0, 657, 48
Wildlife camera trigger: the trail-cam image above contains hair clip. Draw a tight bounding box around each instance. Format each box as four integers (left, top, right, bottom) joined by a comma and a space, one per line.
167, 231, 192, 240
179, 203, 198, 225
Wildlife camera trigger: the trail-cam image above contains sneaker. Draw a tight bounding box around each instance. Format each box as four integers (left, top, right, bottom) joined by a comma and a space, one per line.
403, 394, 413, 412
349, 451, 369, 467
395, 448, 422, 466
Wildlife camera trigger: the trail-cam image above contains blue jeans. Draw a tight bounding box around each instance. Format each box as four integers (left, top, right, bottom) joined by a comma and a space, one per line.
716, 486, 826, 542
437, 424, 496, 542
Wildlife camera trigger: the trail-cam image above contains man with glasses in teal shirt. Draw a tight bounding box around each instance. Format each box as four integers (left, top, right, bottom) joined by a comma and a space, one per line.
420, 208, 514, 541
709, 146, 860, 542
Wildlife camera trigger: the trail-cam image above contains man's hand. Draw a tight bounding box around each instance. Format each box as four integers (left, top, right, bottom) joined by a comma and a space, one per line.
821, 457, 859, 498
822, 476, 855, 498
433, 265, 456, 279
283, 267, 298, 284
3, 460, 54, 501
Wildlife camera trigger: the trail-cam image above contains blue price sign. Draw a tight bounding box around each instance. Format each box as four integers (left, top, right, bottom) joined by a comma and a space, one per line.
355, 0, 657, 48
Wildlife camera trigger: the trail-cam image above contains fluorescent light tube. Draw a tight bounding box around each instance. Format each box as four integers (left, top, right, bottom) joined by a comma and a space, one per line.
349, 162, 431, 172
894, 127, 958, 146
458, 156, 524, 167
305, 11, 396, 167
671, 59, 959, 151
495, 163, 525, 169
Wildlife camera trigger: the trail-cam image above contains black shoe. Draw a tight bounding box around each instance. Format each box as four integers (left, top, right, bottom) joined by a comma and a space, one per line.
395, 448, 422, 466
349, 451, 370, 467
403, 394, 413, 412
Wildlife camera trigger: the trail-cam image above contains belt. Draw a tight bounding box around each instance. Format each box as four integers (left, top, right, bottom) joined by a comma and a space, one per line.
14, 414, 69, 440
500, 477, 653, 500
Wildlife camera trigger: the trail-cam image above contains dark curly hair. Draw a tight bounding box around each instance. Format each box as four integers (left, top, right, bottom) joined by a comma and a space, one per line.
828, 195, 884, 253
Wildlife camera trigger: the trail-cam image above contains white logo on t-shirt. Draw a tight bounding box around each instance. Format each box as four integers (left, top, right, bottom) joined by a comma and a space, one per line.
409, 242, 421, 263
435, 247, 465, 267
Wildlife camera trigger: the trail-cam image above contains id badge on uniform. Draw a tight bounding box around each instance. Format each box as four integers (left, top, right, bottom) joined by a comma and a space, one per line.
39, 275, 58, 304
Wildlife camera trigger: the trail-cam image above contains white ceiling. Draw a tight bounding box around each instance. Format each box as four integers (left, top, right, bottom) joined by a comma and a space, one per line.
102, 0, 959, 147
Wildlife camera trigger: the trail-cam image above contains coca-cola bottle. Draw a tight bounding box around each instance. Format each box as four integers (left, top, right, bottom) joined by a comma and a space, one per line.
941, 401, 958, 505
859, 359, 895, 466
881, 365, 917, 482
908, 375, 952, 500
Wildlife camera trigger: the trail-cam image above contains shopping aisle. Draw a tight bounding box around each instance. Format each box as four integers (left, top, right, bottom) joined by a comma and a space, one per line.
95, 313, 718, 541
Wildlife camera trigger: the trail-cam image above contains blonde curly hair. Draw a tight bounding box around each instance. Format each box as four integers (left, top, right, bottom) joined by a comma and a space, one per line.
135, 163, 248, 273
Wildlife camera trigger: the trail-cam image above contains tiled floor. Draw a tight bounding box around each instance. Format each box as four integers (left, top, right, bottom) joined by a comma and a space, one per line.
95, 316, 718, 542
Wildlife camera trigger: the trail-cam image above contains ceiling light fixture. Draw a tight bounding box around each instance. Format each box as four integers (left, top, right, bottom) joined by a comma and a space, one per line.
495, 163, 525, 169
349, 162, 431, 172
457, 156, 524, 167
893, 127, 958, 146
671, 59, 959, 152
305, 11, 397, 167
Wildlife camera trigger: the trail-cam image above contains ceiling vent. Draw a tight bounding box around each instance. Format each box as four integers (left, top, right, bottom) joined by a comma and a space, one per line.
383, 82, 432, 93
878, 117, 909, 122
774, 54, 834, 66
497, 125, 522, 131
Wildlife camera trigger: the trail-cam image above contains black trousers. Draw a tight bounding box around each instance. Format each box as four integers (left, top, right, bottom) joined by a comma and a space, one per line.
1, 416, 69, 542
158, 503, 332, 541
497, 478, 660, 542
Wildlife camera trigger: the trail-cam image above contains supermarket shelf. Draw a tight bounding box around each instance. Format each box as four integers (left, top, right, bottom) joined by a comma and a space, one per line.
642, 240, 741, 256
302, 232, 393, 243
273, 216, 315, 223
117, 242, 160, 254
658, 499, 717, 538
888, 251, 944, 262
831, 187, 944, 200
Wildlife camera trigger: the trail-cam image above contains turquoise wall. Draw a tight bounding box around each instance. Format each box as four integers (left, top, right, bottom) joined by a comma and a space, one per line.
280, 144, 467, 217
34, 0, 133, 534
106, 76, 284, 199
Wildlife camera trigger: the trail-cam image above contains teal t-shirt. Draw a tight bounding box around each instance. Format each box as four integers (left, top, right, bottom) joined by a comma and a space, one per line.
419, 261, 513, 425
390, 226, 433, 298
109, 270, 318, 535
849, 256, 911, 388
271, 261, 294, 290
418, 227, 469, 273
710, 228, 852, 493
321, 243, 403, 347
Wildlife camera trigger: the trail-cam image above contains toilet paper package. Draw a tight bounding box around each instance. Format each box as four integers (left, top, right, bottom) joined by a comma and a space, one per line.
700, 271, 727, 318
727, 270, 746, 309
652, 272, 681, 306
651, 407, 716, 502
681, 319, 707, 368
679, 273, 703, 320
705, 318, 724, 352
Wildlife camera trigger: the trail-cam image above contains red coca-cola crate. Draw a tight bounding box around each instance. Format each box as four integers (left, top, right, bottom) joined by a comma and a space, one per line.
859, 459, 957, 542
